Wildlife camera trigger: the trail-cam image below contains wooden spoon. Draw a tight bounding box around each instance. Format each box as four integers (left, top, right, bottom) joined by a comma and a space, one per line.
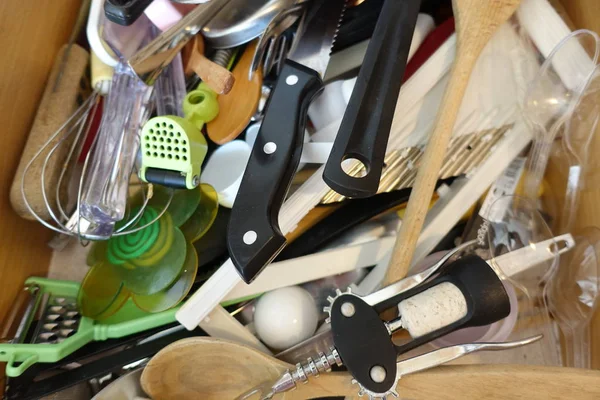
383, 0, 523, 286
183, 35, 235, 95
141, 337, 600, 400
206, 40, 263, 145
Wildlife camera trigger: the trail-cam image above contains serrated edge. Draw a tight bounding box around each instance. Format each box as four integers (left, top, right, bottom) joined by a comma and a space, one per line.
329, 0, 349, 55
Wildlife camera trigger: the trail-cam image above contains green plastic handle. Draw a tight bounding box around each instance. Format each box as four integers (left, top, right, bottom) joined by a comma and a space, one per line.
6, 352, 38, 377
183, 83, 219, 130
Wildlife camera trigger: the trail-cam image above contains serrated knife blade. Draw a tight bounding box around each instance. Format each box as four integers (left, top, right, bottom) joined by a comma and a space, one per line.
288, 0, 347, 78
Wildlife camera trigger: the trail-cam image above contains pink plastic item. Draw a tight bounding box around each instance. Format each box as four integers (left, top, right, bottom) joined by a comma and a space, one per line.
144, 0, 196, 31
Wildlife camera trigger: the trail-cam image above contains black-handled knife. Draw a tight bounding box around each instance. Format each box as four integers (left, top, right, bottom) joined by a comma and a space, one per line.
323, 0, 422, 198
228, 0, 348, 283
228, 61, 322, 283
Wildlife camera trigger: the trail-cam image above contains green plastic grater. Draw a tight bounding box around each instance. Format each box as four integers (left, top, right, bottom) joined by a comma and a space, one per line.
0, 277, 178, 377
139, 115, 208, 189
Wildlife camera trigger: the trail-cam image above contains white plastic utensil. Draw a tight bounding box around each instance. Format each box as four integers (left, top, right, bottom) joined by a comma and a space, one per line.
201, 140, 251, 208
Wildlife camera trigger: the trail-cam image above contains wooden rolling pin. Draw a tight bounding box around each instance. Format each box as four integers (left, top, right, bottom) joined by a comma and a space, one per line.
10, 44, 90, 221
141, 337, 600, 400
383, 0, 522, 286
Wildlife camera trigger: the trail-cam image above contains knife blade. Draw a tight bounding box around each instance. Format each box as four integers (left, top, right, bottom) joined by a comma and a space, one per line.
227, 0, 347, 283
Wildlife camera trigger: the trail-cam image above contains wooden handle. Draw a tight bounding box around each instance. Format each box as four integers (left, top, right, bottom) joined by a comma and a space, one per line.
141, 337, 600, 400
293, 365, 600, 399
383, 52, 477, 285
188, 50, 235, 95
382, 0, 522, 285
183, 35, 235, 95
9, 44, 90, 221
206, 40, 263, 145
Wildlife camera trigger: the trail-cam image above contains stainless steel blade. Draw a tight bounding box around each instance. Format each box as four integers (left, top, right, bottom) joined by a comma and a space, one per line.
396, 335, 543, 377
288, 0, 347, 77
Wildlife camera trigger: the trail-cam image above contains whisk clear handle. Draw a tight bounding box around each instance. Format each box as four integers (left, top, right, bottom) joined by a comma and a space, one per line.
80, 61, 154, 238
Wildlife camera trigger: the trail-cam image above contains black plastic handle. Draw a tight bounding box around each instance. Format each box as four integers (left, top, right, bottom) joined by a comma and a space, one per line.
379, 254, 511, 355
323, 0, 422, 198
329, 255, 510, 394
228, 60, 323, 283
104, 0, 154, 26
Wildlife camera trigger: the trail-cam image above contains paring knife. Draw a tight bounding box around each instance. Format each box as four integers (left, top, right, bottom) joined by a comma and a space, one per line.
323, 0, 422, 198
227, 0, 347, 283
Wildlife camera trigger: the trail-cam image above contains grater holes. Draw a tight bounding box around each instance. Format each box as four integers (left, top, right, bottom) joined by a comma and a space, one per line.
167, 154, 172, 159
182, 140, 187, 145
153, 152, 158, 157
146, 151, 151, 156
155, 122, 160, 128
160, 153, 165, 158
149, 129, 154, 134
167, 138, 172, 143
177, 132, 181, 137
169, 131, 174, 137
174, 139, 179, 144
167, 146, 172, 151
145, 144, 150, 149
175, 155, 180, 160
159, 137, 164, 142
183, 155, 187, 161
152, 145, 157, 149
169, 124, 174, 129
145, 135, 149, 141
174, 147, 179, 152
183, 148, 187, 153
161, 122, 166, 128
160, 145, 165, 150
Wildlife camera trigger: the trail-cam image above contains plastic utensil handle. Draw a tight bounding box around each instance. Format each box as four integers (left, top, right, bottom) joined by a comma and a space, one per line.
104, 0, 154, 26
323, 0, 421, 198
227, 60, 323, 283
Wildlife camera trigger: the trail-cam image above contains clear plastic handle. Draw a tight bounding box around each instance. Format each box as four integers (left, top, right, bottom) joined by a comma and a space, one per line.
80, 61, 154, 238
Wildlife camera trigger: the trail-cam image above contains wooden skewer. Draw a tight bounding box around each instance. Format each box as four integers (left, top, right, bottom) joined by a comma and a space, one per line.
140, 337, 600, 400
183, 35, 235, 95
382, 0, 522, 286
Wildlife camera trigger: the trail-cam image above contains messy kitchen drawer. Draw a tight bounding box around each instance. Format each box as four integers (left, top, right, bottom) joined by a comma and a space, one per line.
1, 0, 600, 398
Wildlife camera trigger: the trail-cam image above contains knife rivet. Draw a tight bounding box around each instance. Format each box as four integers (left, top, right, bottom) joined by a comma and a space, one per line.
243, 230, 257, 245
286, 75, 299, 86
264, 142, 277, 154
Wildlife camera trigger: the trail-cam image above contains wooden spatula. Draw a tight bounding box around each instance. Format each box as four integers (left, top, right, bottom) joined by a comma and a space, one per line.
383, 0, 522, 286
140, 337, 600, 400
183, 35, 235, 95
206, 40, 263, 145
